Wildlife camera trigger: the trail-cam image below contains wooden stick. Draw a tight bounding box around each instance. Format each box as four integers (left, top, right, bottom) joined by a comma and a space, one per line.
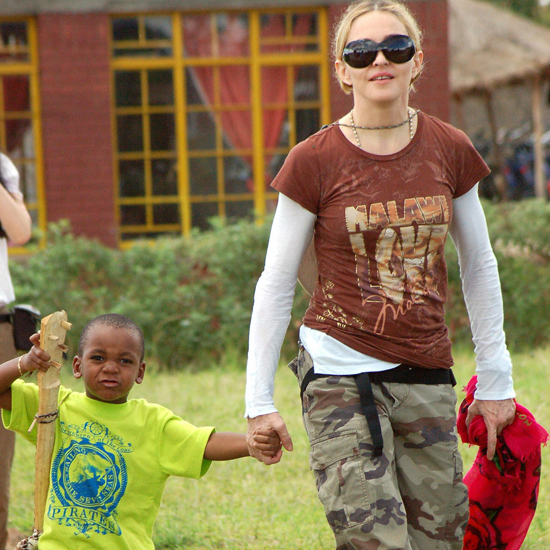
17, 311, 71, 549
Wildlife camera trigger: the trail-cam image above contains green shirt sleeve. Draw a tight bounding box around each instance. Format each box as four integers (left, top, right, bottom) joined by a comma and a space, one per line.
158, 413, 215, 479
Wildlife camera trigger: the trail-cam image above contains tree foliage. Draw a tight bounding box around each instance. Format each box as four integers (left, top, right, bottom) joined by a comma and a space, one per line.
483, 0, 539, 19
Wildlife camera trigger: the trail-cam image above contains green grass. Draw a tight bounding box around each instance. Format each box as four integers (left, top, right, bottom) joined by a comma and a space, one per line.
8, 346, 550, 549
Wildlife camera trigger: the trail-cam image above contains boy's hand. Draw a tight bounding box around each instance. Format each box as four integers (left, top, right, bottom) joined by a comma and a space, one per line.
247, 412, 293, 465
251, 428, 283, 459
20, 333, 53, 375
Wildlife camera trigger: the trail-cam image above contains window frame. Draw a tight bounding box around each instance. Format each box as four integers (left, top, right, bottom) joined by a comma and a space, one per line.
110, 8, 330, 244
0, 16, 46, 253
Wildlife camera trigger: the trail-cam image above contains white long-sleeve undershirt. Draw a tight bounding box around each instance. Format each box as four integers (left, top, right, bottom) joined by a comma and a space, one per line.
245, 186, 514, 418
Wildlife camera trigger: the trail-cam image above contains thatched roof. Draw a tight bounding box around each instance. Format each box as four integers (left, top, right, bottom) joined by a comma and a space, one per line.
450, 0, 550, 96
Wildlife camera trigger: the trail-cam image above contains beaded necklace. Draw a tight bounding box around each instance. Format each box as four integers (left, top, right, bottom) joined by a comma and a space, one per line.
338, 108, 419, 149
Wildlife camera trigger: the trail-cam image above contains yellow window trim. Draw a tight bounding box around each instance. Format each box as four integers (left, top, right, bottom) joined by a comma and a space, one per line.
1, 16, 46, 254
111, 7, 330, 245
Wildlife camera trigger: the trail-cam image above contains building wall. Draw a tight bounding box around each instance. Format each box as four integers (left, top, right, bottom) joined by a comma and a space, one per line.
20, 0, 449, 246
410, 0, 450, 122
38, 13, 117, 246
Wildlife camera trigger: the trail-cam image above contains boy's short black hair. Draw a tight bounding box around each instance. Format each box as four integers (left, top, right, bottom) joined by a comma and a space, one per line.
78, 314, 145, 361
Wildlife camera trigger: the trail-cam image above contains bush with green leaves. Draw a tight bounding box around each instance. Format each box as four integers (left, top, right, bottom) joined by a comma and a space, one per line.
10, 218, 282, 368
9, 199, 550, 369
445, 198, 550, 351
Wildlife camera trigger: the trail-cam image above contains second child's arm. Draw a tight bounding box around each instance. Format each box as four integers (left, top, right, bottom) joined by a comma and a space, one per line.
0, 333, 52, 411
204, 429, 282, 461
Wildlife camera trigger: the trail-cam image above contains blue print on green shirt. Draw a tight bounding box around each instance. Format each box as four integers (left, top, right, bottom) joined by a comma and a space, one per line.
49, 421, 133, 537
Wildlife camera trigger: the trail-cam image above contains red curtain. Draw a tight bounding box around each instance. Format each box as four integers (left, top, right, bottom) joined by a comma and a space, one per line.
183, 13, 313, 187
2, 75, 30, 152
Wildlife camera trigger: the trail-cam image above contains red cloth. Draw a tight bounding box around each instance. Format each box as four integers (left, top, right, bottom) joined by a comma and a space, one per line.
457, 376, 548, 550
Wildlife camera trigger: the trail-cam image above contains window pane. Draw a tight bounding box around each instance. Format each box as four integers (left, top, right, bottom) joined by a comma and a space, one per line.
224, 156, 252, 194
119, 160, 145, 197
3, 75, 30, 112
217, 14, 249, 57
112, 16, 172, 57
152, 159, 177, 196
117, 115, 143, 152
294, 65, 319, 102
150, 113, 175, 151
16, 161, 36, 203
121, 205, 146, 225
187, 112, 216, 151
113, 47, 172, 58
226, 200, 253, 221
0, 22, 29, 63
183, 14, 212, 58
186, 70, 204, 106
296, 109, 320, 142
186, 67, 213, 106
115, 71, 141, 107
191, 202, 218, 231
219, 66, 250, 105
148, 70, 173, 106
112, 18, 139, 41
266, 153, 286, 183
189, 157, 217, 195
264, 110, 289, 149
260, 12, 319, 53
262, 66, 287, 104
260, 14, 284, 38
293, 13, 318, 38
222, 111, 251, 151
153, 203, 179, 225
144, 16, 172, 41
4, 117, 31, 154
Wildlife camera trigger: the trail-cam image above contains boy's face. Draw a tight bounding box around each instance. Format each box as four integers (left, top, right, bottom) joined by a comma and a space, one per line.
73, 324, 146, 405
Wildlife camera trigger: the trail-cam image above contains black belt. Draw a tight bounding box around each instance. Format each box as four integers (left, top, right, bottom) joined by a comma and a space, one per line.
368, 364, 456, 386
300, 364, 455, 458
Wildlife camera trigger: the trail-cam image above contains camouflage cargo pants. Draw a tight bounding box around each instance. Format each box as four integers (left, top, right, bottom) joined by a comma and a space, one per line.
289, 346, 468, 550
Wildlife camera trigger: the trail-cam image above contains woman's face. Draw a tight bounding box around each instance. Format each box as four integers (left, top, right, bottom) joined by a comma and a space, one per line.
335, 10, 423, 106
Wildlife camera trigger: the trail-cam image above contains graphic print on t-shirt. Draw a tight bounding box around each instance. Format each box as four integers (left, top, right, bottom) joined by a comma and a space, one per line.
345, 195, 450, 335
49, 421, 133, 537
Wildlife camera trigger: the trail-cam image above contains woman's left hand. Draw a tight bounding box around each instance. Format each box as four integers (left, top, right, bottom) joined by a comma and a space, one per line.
466, 398, 516, 461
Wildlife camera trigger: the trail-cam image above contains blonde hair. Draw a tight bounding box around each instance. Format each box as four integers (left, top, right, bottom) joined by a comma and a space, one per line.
333, 0, 423, 94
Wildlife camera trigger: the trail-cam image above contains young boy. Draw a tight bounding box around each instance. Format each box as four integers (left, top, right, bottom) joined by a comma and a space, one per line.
0, 313, 280, 549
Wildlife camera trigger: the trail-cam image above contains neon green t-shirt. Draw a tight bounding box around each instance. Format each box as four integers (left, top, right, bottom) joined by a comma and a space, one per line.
3, 380, 214, 549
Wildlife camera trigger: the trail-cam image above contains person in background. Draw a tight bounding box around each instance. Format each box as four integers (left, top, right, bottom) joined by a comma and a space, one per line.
244, 1, 516, 549
0, 151, 32, 550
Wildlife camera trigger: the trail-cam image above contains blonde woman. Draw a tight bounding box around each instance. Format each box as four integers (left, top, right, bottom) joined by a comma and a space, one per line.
245, 1, 516, 548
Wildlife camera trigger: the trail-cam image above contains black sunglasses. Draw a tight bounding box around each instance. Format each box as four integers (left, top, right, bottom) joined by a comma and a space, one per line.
342, 35, 416, 69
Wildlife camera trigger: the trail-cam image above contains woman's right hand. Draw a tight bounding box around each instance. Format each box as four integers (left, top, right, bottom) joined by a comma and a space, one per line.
246, 412, 293, 465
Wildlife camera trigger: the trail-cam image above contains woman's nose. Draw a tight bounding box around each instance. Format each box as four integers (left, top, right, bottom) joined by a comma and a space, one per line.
372, 49, 389, 65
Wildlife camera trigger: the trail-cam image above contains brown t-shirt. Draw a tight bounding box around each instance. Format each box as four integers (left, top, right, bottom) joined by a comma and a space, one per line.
272, 112, 490, 369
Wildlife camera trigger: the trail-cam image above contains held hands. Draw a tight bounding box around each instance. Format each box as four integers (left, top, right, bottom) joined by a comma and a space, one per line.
19, 333, 52, 376
250, 428, 283, 459
466, 397, 516, 461
247, 412, 293, 465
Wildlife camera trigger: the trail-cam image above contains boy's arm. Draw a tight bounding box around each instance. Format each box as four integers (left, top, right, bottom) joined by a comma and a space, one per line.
204, 429, 282, 461
0, 333, 52, 411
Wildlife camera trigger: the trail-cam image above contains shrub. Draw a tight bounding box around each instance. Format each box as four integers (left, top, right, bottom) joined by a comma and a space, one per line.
10, 219, 279, 368
9, 200, 550, 369
9, 220, 120, 355
444, 198, 550, 351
